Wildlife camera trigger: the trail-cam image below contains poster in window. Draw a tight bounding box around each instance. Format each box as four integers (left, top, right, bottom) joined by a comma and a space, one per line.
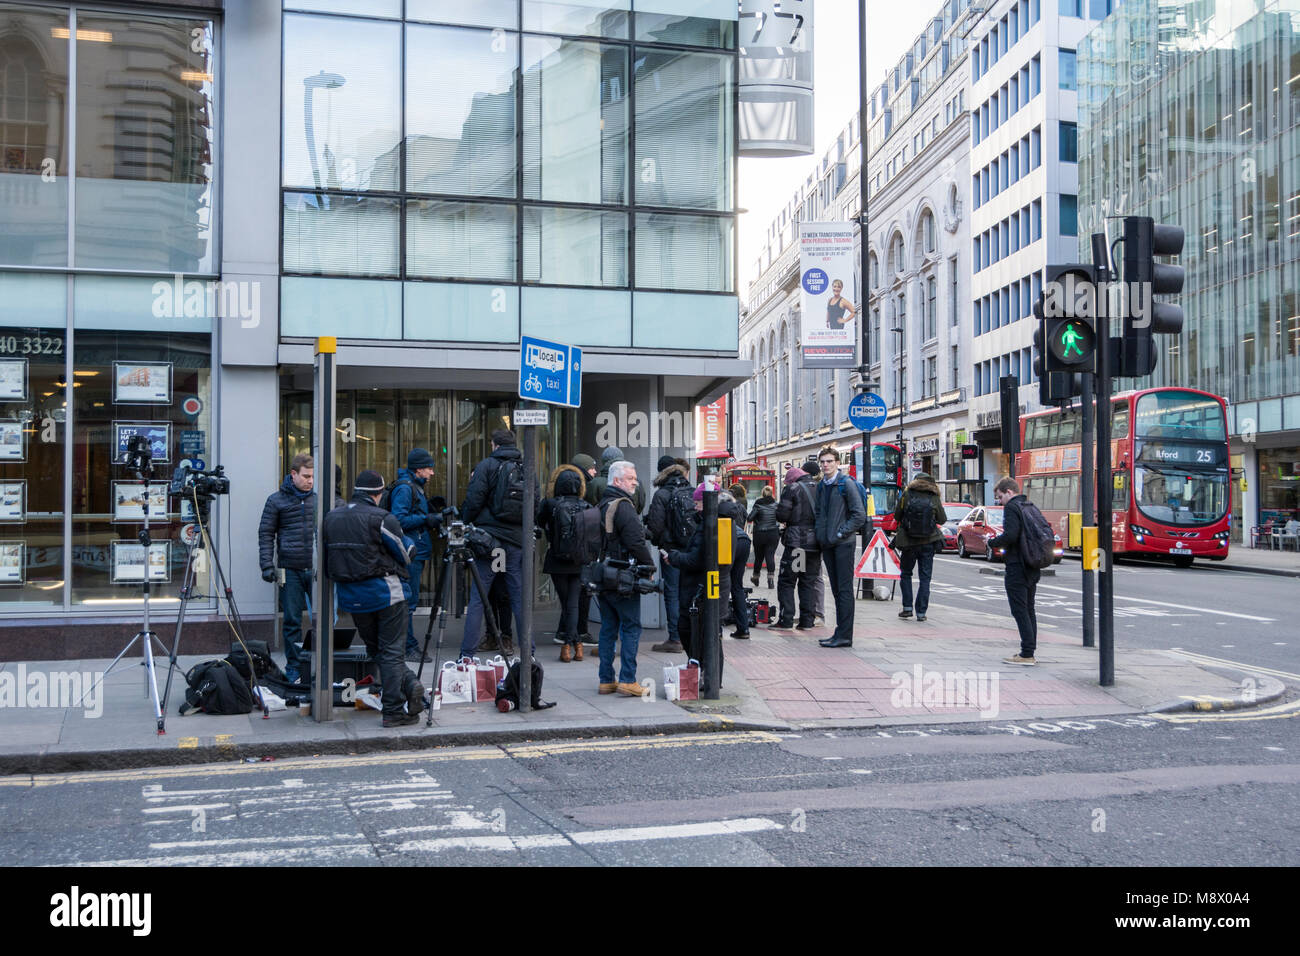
113, 423, 170, 464
112, 481, 170, 523
113, 362, 172, 405
0, 421, 25, 462
0, 541, 24, 585
0, 359, 27, 402
0, 481, 25, 522
111, 540, 171, 583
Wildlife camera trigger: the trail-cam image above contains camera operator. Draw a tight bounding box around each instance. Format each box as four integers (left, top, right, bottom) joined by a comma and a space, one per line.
322, 470, 425, 728
258, 452, 315, 683
595, 460, 654, 697
387, 448, 441, 662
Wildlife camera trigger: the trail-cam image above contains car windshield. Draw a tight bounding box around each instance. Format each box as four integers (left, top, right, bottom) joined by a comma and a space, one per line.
944, 505, 972, 525
984, 509, 1005, 526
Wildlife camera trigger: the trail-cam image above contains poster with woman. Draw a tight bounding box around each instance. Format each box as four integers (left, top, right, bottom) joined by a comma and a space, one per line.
798, 221, 859, 368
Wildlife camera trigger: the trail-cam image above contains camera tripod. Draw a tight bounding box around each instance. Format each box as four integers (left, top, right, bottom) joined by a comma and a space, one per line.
416, 540, 506, 727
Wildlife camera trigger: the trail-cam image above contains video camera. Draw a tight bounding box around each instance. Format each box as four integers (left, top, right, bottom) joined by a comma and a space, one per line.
170, 464, 230, 499
583, 557, 661, 598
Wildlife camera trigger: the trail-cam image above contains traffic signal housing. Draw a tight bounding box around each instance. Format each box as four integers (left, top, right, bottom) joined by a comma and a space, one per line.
1120, 216, 1185, 377
1032, 263, 1096, 406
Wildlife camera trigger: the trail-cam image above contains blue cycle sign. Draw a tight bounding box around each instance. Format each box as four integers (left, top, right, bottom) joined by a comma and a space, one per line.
519, 335, 582, 408
848, 392, 888, 432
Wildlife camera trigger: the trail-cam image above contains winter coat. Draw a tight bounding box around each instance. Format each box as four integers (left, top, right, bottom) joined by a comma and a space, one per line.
989, 494, 1028, 565
891, 474, 948, 550
775, 475, 819, 552
462, 445, 532, 549
388, 468, 432, 560
748, 495, 779, 533
586, 448, 646, 513
666, 522, 708, 608
258, 474, 316, 572
813, 473, 867, 549
646, 463, 692, 547
322, 491, 414, 613
599, 484, 654, 567
537, 464, 590, 575
718, 491, 749, 543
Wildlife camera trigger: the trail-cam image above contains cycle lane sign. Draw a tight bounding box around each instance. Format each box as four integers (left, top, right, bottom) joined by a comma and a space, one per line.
519, 335, 582, 407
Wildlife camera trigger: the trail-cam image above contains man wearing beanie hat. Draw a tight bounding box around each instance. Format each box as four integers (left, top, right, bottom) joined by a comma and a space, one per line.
799, 458, 827, 624
258, 452, 317, 683
646, 453, 695, 653
322, 470, 425, 728
389, 447, 441, 660
773, 464, 822, 629
586, 445, 646, 513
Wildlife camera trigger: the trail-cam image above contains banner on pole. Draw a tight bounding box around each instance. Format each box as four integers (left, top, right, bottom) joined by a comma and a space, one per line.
799, 221, 858, 368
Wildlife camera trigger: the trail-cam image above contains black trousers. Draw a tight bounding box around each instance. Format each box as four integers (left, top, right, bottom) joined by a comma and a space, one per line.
751, 531, 779, 580
1003, 559, 1040, 657
820, 540, 856, 642
354, 600, 420, 719
900, 544, 935, 615
729, 537, 752, 631
776, 544, 821, 626
551, 572, 582, 644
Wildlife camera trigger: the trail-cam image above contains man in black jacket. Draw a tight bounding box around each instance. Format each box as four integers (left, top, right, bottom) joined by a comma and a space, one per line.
802, 458, 827, 623
646, 455, 694, 654
595, 461, 655, 696
988, 477, 1039, 666
773, 466, 821, 629
258, 452, 315, 683
813, 447, 866, 648
458, 429, 529, 660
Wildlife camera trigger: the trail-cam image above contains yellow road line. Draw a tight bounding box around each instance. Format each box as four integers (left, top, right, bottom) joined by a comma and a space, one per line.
1154, 698, 1300, 723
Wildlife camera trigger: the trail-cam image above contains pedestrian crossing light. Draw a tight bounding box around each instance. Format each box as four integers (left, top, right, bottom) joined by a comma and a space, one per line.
1120, 216, 1185, 378
1049, 317, 1096, 367
1032, 263, 1094, 406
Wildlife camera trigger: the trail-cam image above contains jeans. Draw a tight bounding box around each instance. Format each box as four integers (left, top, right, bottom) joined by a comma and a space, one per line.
551, 572, 582, 643
820, 540, 856, 642
776, 544, 821, 626
751, 531, 779, 581
729, 537, 752, 631
1003, 559, 1041, 657
661, 561, 681, 643
900, 544, 935, 615
402, 557, 425, 653
280, 568, 311, 672
459, 542, 524, 658
597, 592, 641, 685
354, 600, 420, 719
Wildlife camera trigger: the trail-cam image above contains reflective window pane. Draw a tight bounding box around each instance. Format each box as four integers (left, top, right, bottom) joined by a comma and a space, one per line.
0, 5, 69, 267
522, 286, 629, 345
407, 0, 518, 30
523, 38, 628, 204
282, 14, 400, 193
634, 48, 733, 210
74, 14, 216, 272
406, 200, 516, 282
284, 0, 401, 17
281, 276, 402, 339
524, 206, 627, 286
404, 281, 519, 342
634, 0, 736, 48
635, 212, 732, 291
74, 274, 213, 333
406, 24, 517, 198
633, 291, 736, 350
524, 0, 630, 38
283, 193, 399, 277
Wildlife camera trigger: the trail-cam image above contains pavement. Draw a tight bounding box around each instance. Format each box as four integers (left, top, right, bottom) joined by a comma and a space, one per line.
2, 562, 1282, 774
1193, 544, 1300, 577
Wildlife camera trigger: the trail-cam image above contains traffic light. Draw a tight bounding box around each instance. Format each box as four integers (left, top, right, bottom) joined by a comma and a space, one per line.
1119, 216, 1185, 377
1032, 264, 1095, 406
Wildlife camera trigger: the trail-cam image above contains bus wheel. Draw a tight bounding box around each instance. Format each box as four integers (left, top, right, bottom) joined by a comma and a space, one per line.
1173, 555, 1194, 569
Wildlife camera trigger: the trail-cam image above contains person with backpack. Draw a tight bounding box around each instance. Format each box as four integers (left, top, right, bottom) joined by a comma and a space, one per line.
387, 448, 441, 661
587, 445, 646, 514
458, 429, 532, 660
891, 472, 948, 623
537, 463, 598, 663
258, 452, 316, 684
593, 460, 655, 696
988, 476, 1046, 666
571, 453, 601, 646
662, 483, 717, 662
748, 485, 779, 590
813, 447, 866, 648
723, 484, 752, 638
646, 455, 696, 654
772, 466, 821, 630
801, 458, 827, 624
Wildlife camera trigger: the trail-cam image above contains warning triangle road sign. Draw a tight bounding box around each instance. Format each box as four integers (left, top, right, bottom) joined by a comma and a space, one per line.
854, 529, 902, 580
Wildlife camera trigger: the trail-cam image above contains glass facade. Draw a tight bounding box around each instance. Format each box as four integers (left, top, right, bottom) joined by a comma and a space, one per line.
280, 1, 738, 350
1078, 0, 1300, 407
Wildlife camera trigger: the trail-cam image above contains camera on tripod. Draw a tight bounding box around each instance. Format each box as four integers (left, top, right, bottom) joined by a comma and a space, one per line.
445, 518, 467, 549
583, 557, 661, 598
170, 464, 231, 499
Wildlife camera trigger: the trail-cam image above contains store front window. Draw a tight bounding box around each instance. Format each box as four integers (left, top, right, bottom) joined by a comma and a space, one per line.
1258, 447, 1300, 524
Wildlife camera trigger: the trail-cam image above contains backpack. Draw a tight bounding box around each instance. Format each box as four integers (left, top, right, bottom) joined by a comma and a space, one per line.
180, 659, 254, 716
901, 492, 935, 538
380, 478, 419, 514
490, 459, 526, 523
550, 497, 601, 564
664, 484, 698, 549
1018, 499, 1057, 570
495, 659, 556, 710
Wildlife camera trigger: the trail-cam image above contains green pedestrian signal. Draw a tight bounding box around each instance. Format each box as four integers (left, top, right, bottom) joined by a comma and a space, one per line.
1049, 318, 1096, 367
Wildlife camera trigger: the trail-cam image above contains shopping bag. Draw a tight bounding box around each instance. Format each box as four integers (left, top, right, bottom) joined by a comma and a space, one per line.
473, 661, 498, 702
437, 660, 475, 704
676, 659, 700, 700
485, 655, 509, 683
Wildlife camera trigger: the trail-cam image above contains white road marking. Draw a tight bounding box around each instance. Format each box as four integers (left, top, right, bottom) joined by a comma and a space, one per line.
1034, 584, 1276, 621
392, 817, 783, 854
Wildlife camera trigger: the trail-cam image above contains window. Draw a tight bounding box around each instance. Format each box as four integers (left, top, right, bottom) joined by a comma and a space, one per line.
1031, 126, 1041, 168
949, 257, 959, 327
925, 275, 937, 340
951, 345, 960, 389
1059, 194, 1078, 236
1059, 49, 1077, 91
1032, 199, 1043, 239
1059, 0, 1081, 14
1059, 121, 1078, 163
925, 356, 937, 399
1031, 55, 1040, 96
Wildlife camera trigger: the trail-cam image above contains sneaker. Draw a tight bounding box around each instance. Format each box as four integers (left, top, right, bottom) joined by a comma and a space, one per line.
769, 620, 794, 630
616, 682, 644, 697
898, 609, 913, 619
553, 634, 566, 645
573, 642, 584, 662
382, 713, 420, 728
598, 682, 618, 694
1003, 655, 1036, 666
407, 680, 426, 718
580, 632, 597, 645
652, 640, 684, 653
559, 643, 572, 663
916, 614, 927, 622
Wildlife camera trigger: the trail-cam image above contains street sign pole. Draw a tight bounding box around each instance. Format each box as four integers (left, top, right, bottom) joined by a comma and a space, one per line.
517, 406, 539, 712
312, 337, 336, 722
701, 489, 720, 699
1092, 236, 1115, 686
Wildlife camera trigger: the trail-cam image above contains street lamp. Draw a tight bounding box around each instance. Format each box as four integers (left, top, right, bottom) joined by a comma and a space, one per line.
890, 326, 906, 460
304, 70, 346, 191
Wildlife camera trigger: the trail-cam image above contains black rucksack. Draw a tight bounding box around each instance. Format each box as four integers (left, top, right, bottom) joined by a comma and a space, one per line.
664, 484, 698, 549
901, 492, 935, 538
180, 659, 254, 716
495, 659, 555, 710
550, 497, 601, 563
490, 459, 526, 523
1018, 500, 1057, 570
380, 477, 419, 514
225, 640, 284, 683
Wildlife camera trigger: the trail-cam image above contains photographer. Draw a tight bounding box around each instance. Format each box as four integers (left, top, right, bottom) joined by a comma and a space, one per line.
387, 448, 441, 662
258, 452, 315, 683
322, 470, 425, 728
595, 460, 654, 696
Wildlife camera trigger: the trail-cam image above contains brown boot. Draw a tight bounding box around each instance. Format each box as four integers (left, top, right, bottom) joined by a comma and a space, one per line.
572, 641, 584, 662
559, 643, 572, 663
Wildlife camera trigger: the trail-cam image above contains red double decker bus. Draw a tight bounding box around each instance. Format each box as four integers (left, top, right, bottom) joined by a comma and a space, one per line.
721, 460, 777, 503
1016, 387, 1231, 567
848, 441, 905, 532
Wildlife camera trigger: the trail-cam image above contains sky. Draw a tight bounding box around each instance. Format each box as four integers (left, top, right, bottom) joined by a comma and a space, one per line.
738, 0, 946, 297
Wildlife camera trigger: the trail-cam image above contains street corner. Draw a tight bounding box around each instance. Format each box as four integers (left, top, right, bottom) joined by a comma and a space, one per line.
1146, 674, 1288, 716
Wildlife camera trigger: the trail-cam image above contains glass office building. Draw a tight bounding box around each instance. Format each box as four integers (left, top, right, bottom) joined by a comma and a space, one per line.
0, 0, 749, 654
1078, 0, 1300, 535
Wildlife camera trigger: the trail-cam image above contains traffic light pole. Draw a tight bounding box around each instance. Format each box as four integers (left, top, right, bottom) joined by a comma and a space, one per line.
1079, 374, 1096, 649
1093, 238, 1115, 686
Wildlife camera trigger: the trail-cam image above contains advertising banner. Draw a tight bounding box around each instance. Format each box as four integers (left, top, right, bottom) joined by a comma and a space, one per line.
799, 221, 858, 368
695, 397, 728, 457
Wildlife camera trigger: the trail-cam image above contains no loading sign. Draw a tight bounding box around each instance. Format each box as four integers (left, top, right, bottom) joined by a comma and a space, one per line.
181, 396, 203, 418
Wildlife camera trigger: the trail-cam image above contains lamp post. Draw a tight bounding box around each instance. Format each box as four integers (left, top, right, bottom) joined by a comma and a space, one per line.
891, 326, 906, 464
304, 70, 346, 191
